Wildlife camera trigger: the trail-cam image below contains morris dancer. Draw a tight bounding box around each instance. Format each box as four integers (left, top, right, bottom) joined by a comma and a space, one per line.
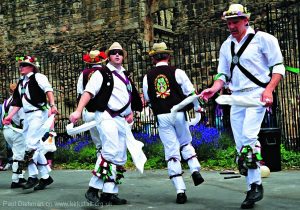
143, 42, 204, 204
1, 83, 27, 188
3, 55, 58, 191
70, 42, 142, 205
200, 4, 285, 209
77, 49, 108, 157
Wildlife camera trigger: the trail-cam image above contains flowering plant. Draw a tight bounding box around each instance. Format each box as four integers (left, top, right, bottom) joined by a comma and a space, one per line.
56, 134, 92, 152
190, 123, 220, 148
16, 55, 37, 63
83, 50, 107, 63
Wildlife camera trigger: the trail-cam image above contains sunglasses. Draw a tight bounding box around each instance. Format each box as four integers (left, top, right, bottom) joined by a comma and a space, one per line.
109, 49, 124, 56
19, 63, 32, 68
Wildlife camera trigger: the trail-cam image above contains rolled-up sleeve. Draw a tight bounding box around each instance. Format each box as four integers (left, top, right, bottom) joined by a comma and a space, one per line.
84, 70, 103, 98
36, 73, 53, 93
217, 43, 231, 83
76, 73, 84, 95
261, 34, 285, 77
175, 69, 195, 95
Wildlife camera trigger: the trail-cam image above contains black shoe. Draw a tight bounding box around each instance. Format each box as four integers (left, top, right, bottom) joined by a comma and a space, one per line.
33, 176, 53, 190
241, 191, 255, 209
100, 193, 127, 205
23, 177, 39, 189
241, 184, 264, 209
248, 184, 264, 202
192, 171, 205, 186
11, 178, 27, 189
176, 192, 187, 204
85, 187, 100, 205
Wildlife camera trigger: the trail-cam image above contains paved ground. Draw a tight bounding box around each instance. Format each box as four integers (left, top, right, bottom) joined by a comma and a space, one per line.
0, 169, 299, 210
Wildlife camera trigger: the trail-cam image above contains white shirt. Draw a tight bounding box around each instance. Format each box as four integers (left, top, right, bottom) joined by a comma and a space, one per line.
77, 64, 102, 95
19, 72, 53, 112
142, 62, 200, 109
217, 26, 285, 92
84, 62, 132, 116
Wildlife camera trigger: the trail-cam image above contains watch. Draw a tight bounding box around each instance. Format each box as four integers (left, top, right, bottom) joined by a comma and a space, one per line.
50, 104, 56, 107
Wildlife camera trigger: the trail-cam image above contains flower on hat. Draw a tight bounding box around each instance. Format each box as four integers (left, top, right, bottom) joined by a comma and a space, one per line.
16, 55, 37, 63
16, 55, 40, 69
83, 50, 108, 64
222, 4, 250, 19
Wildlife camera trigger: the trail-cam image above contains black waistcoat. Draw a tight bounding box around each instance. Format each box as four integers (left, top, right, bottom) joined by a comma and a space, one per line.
82, 66, 142, 113
147, 65, 191, 115
12, 73, 47, 108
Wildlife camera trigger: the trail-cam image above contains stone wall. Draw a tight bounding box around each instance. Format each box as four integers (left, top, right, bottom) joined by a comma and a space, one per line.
0, 0, 143, 61
0, 0, 294, 60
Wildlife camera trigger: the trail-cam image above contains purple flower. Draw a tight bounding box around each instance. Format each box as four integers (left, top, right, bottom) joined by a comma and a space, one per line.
57, 134, 93, 152
190, 124, 220, 148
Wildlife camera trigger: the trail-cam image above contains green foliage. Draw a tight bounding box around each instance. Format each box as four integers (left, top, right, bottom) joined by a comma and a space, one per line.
54, 145, 75, 163
218, 132, 235, 149
76, 146, 96, 163
200, 146, 237, 170
194, 131, 235, 161
280, 145, 300, 169
54, 143, 96, 170
55, 130, 300, 171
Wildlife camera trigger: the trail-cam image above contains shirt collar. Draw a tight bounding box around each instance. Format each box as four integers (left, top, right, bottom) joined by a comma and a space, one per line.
92, 64, 102, 68
156, 61, 168, 67
21, 72, 34, 80
107, 62, 125, 73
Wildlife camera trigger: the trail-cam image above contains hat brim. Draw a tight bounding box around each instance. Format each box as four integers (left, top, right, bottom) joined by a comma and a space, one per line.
149, 50, 173, 56
105, 49, 128, 58
19, 61, 39, 71
83, 58, 108, 64
223, 14, 250, 19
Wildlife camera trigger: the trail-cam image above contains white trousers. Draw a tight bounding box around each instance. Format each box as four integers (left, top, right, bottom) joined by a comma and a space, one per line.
157, 112, 201, 193
89, 111, 128, 194
23, 110, 51, 178
82, 109, 102, 153
231, 87, 266, 189
3, 128, 26, 182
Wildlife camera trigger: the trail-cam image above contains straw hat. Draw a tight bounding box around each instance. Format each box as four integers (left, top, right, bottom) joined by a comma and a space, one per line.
222, 4, 251, 20
16, 55, 40, 70
83, 50, 108, 64
148, 42, 173, 56
106, 42, 127, 58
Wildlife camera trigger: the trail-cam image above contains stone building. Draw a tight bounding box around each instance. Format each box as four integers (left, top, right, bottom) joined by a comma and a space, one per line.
0, 0, 292, 59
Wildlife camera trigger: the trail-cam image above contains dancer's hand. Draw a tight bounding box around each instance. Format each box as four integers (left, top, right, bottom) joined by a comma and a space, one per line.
69, 111, 81, 124
2, 116, 12, 125
199, 88, 216, 102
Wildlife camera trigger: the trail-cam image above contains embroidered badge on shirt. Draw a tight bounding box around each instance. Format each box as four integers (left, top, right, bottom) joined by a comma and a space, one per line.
155, 74, 170, 98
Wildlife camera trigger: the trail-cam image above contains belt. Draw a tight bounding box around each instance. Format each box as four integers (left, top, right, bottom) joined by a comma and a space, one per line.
106, 108, 128, 118
235, 87, 258, 93
25, 109, 41, 113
